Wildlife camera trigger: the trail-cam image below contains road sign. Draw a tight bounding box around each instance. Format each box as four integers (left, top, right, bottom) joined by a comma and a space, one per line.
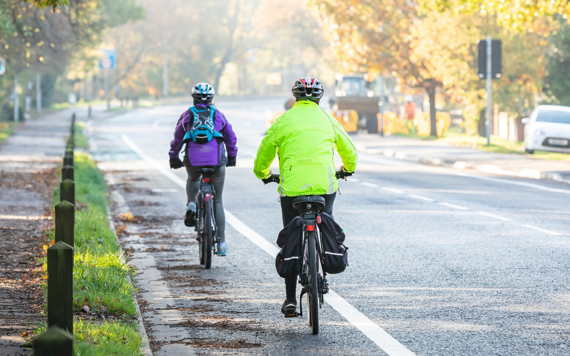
478, 40, 502, 79
98, 49, 116, 70
0, 57, 5, 75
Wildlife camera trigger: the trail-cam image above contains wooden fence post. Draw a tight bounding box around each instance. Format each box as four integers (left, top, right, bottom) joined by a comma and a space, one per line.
62, 165, 74, 181
63, 154, 73, 167
33, 326, 73, 356
47, 242, 73, 334
55, 201, 74, 247
60, 179, 75, 205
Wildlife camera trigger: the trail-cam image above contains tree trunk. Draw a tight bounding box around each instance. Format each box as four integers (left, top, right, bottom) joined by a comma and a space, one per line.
427, 85, 437, 137
213, 0, 241, 91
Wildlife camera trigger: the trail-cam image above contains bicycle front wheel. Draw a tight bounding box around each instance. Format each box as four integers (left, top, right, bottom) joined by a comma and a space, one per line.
308, 230, 319, 335
203, 198, 213, 269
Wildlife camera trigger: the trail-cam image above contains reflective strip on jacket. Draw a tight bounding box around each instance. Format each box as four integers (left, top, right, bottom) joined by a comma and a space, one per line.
253, 100, 358, 197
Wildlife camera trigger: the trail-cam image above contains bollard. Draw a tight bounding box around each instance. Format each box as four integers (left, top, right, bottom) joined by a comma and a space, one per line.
62, 165, 74, 181
60, 179, 75, 205
47, 242, 73, 334
33, 326, 73, 356
63, 155, 73, 167
88, 105, 92, 118
55, 201, 74, 246
71, 112, 76, 126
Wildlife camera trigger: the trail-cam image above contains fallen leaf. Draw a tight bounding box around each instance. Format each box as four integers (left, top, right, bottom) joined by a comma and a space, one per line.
82, 305, 90, 313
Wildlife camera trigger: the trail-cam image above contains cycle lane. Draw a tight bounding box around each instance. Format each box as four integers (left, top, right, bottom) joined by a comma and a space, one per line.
90, 108, 390, 354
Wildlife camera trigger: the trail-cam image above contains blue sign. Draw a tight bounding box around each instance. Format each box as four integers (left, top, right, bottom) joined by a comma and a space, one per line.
98, 49, 116, 69
0, 57, 5, 75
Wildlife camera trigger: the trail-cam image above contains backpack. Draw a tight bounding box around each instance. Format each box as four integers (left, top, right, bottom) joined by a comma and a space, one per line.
318, 213, 348, 274
275, 217, 303, 278
183, 105, 223, 144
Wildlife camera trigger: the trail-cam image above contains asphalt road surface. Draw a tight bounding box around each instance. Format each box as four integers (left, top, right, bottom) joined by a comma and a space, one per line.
87, 97, 570, 356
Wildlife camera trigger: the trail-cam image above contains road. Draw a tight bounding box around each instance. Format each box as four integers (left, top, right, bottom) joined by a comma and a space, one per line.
87, 97, 570, 355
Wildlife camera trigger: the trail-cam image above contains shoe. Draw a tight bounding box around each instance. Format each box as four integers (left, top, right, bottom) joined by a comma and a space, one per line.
281, 298, 297, 317
217, 242, 228, 256
184, 202, 196, 227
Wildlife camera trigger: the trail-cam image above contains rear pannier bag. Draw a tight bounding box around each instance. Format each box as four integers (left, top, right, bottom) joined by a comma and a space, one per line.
275, 217, 302, 278
319, 213, 348, 274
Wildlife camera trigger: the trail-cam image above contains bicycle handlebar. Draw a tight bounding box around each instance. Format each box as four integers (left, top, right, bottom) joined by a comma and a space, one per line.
262, 171, 354, 184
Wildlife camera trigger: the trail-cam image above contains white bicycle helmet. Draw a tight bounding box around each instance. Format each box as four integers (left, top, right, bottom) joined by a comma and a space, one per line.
192, 83, 215, 103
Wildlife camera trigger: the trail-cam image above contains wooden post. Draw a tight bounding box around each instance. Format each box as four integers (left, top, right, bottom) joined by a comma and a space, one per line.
62, 165, 74, 181
33, 326, 73, 356
47, 242, 73, 334
55, 201, 74, 246
63, 154, 73, 167
60, 179, 75, 205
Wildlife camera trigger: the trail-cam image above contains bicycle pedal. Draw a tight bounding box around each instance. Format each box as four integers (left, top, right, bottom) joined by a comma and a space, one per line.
284, 312, 300, 318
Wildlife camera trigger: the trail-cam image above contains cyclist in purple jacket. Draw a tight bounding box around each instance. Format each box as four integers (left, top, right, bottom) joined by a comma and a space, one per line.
169, 83, 238, 256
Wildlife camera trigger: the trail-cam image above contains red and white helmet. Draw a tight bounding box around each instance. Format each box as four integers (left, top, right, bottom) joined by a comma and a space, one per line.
292, 77, 324, 102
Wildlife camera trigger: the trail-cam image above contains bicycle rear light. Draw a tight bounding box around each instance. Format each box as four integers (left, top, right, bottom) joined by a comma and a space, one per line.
203, 178, 210, 183
317, 216, 321, 224
306, 225, 315, 231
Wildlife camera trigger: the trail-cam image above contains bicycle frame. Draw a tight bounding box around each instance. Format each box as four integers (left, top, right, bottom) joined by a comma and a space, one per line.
196, 174, 219, 267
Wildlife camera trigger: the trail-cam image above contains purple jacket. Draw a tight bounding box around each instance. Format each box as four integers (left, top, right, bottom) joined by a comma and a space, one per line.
169, 104, 238, 166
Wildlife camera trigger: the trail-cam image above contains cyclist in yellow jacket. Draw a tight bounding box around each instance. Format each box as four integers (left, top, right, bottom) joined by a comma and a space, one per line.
254, 77, 358, 316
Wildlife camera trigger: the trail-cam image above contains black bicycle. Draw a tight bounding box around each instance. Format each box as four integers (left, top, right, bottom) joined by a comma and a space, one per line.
263, 170, 352, 334
195, 167, 220, 269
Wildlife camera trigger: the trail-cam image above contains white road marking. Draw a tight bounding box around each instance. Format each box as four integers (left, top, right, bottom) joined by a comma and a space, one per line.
122, 134, 417, 356
408, 194, 435, 202
438, 202, 469, 210
383, 187, 404, 194
477, 212, 511, 222
453, 173, 570, 195
521, 224, 563, 236
349, 178, 360, 182
359, 154, 570, 195
361, 182, 378, 188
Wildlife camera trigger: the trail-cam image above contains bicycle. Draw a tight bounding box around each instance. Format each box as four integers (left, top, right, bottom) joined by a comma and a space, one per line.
263, 170, 352, 335
195, 167, 221, 269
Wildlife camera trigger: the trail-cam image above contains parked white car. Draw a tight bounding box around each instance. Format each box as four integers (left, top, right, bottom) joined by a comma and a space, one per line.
523, 105, 570, 154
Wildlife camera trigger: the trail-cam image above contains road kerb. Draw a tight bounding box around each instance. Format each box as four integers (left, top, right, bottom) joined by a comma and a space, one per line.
106, 206, 153, 356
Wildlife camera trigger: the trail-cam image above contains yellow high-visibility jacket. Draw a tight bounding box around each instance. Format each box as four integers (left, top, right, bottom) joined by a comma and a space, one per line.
254, 100, 358, 197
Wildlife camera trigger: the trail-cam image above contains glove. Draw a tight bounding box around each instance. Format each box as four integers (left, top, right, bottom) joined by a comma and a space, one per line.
169, 157, 184, 169
227, 156, 236, 167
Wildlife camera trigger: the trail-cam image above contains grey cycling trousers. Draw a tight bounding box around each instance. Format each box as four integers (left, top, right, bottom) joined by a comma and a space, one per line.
185, 165, 226, 241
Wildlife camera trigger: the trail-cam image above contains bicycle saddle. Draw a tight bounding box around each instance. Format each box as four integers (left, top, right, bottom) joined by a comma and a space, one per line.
292, 195, 326, 209
197, 167, 215, 175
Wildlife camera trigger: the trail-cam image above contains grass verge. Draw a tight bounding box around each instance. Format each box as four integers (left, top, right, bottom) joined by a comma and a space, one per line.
395, 127, 570, 161
37, 152, 142, 355
75, 122, 88, 149
0, 122, 19, 145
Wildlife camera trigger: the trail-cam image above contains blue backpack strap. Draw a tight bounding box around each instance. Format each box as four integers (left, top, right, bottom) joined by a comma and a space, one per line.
208, 105, 223, 139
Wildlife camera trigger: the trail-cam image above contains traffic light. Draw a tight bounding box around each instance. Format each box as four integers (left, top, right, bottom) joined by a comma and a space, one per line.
478, 39, 502, 79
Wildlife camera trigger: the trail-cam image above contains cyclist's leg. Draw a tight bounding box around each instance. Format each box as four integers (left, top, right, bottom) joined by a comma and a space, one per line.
210, 165, 226, 242
280, 196, 299, 300
184, 164, 201, 205
321, 192, 336, 218
184, 163, 201, 226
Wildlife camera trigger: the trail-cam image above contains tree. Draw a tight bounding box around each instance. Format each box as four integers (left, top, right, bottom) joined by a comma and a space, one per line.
19, 0, 68, 9
410, 11, 548, 133
0, 0, 142, 112
545, 16, 570, 106
310, 0, 444, 136
418, 0, 569, 30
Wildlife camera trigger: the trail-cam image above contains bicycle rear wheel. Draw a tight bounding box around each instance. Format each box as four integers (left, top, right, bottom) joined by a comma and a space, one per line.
308, 230, 319, 335
203, 198, 213, 269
